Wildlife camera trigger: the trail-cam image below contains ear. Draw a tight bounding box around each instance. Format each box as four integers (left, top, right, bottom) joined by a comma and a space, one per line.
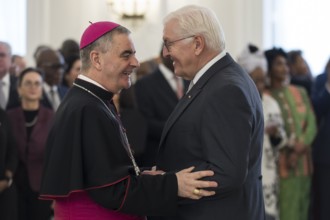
90, 50, 102, 71
194, 35, 204, 56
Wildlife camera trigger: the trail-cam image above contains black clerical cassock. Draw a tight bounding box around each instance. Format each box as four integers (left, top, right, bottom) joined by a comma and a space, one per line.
40, 78, 178, 216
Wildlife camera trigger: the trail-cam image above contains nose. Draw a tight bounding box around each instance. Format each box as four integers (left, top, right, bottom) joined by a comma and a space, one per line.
162, 46, 170, 58
131, 55, 140, 68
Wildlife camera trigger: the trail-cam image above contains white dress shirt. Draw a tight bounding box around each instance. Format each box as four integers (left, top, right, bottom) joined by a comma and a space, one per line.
0, 73, 10, 108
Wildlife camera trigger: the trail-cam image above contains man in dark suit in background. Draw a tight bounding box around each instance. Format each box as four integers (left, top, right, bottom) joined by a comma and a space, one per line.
134, 49, 187, 167
0, 108, 18, 220
0, 41, 20, 110
36, 48, 68, 111
154, 5, 265, 220
311, 58, 330, 220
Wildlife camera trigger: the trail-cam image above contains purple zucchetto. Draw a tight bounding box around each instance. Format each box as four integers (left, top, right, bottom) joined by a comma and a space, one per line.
79, 21, 120, 49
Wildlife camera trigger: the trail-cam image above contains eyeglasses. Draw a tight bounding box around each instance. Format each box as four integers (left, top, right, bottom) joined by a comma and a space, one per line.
163, 35, 195, 52
22, 81, 42, 88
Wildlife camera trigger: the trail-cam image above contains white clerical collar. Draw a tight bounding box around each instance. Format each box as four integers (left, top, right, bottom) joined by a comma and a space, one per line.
191, 50, 226, 85
78, 74, 108, 91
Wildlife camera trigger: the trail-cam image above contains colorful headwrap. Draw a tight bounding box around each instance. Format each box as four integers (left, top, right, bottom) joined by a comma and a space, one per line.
237, 44, 267, 74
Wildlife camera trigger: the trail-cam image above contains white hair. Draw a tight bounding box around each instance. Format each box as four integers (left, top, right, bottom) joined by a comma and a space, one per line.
0, 41, 12, 56
163, 5, 226, 52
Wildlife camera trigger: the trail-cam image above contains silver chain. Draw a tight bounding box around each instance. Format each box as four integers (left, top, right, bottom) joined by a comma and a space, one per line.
73, 82, 140, 176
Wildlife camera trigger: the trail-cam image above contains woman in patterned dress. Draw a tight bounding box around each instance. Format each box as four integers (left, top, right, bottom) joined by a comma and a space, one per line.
265, 48, 317, 220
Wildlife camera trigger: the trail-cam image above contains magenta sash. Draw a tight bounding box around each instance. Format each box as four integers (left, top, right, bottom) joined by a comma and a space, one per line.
54, 191, 146, 220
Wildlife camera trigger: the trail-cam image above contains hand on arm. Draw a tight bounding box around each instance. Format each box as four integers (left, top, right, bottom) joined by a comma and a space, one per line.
0, 180, 8, 193
294, 141, 307, 155
176, 166, 217, 200
0, 170, 13, 192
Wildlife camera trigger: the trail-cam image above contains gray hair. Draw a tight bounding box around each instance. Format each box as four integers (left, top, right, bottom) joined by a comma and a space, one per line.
163, 5, 225, 52
80, 26, 131, 72
0, 41, 12, 56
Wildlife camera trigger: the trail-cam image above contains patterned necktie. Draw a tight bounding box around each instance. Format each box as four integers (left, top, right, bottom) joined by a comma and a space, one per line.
0, 81, 6, 109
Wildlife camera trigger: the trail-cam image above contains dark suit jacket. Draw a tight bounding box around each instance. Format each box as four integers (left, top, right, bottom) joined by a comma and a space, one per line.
0, 108, 18, 220
156, 54, 265, 220
7, 105, 54, 192
311, 72, 330, 164
134, 68, 183, 167
0, 109, 17, 180
41, 84, 68, 110
5, 75, 20, 110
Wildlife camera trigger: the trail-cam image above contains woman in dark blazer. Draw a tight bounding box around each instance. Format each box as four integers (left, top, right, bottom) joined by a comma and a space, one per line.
0, 108, 18, 220
7, 68, 54, 220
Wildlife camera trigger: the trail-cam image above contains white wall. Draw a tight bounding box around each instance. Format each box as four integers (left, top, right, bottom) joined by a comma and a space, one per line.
0, 0, 26, 55
26, 0, 264, 66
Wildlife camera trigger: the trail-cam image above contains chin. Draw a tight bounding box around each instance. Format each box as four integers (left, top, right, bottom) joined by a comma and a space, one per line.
123, 81, 132, 89
174, 69, 181, 76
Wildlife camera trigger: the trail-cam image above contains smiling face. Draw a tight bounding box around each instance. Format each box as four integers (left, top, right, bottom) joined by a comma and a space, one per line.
269, 55, 290, 83
93, 33, 139, 93
162, 20, 197, 80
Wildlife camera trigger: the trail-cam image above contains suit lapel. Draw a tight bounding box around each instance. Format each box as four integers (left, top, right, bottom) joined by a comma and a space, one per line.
159, 53, 234, 148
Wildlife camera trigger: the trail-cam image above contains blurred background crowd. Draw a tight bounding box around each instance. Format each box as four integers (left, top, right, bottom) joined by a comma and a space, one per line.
1, 1, 330, 220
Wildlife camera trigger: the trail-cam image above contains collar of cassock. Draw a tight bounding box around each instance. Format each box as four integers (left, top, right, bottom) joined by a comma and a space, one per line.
74, 78, 114, 102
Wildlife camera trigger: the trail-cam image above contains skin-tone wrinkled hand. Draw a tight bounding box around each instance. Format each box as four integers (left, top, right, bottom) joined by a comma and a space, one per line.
0, 170, 13, 193
142, 166, 217, 199
0, 180, 8, 193
176, 166, 217, 200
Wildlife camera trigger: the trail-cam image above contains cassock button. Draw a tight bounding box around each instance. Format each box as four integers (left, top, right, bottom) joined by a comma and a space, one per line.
188, 95, 191, 98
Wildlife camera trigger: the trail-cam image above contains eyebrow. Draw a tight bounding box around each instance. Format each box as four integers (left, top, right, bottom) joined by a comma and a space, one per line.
121, 49, 135, 55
